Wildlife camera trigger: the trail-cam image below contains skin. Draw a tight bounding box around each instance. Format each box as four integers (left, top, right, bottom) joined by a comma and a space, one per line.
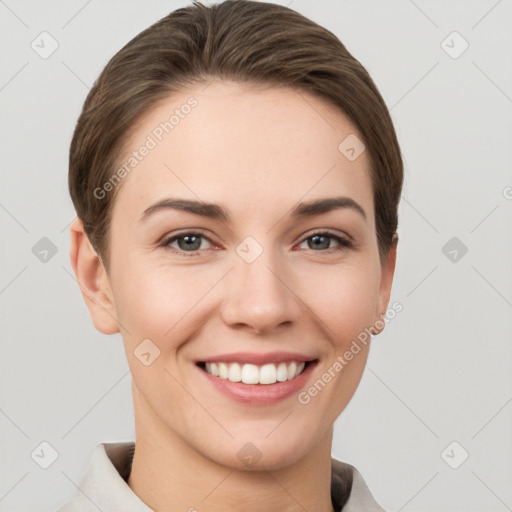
70, 78, 397, 512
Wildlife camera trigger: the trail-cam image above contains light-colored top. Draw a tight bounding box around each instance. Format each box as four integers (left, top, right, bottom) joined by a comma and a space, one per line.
56, 442, 386, 512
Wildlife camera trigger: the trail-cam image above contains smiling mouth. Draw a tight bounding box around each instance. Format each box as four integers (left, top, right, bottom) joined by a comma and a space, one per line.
196, 359, 318, 385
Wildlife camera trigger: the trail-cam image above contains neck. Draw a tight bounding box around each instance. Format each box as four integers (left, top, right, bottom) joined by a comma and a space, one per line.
127, 391, 336, 512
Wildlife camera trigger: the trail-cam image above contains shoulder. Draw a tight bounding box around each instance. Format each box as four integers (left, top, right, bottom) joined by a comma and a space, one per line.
55, 442, 149, 512
331, 457, 387, 512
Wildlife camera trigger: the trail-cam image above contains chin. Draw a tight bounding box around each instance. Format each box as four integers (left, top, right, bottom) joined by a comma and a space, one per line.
206, 434, 312, 473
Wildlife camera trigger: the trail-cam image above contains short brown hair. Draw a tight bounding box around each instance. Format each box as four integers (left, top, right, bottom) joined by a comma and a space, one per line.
69, 0, 403, 271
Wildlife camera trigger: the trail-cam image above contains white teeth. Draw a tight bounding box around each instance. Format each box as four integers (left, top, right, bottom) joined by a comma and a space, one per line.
241, 364, 260, 384
203, 361, 306, 384
276, 362, 288, 382
228, 362, 242, 382
210, 362, 219, 376
287, 361, 297, 380
218, 362, 229, 379
259, 364, 277, 385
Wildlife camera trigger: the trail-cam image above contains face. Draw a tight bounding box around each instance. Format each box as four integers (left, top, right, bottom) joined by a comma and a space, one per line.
74, 79, 396, 470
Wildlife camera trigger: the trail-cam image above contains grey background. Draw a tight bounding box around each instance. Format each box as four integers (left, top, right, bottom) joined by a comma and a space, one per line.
1, 0, 511, 511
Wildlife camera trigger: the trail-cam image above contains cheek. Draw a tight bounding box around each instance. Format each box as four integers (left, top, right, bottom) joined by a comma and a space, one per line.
112, 249, 380, 352
298, 264, 379, 413
111, 257, 217, 345
300, 260, 380, 342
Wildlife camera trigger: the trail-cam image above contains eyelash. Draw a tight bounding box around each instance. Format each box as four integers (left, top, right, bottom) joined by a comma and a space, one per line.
159, 230, 353, 257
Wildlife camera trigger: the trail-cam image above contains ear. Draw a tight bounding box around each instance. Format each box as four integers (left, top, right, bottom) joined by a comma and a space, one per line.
69, 217, 120, 335
371, 233, 398, 335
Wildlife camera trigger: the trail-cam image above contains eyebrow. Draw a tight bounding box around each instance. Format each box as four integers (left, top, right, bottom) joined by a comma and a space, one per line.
139, 196, 367, 223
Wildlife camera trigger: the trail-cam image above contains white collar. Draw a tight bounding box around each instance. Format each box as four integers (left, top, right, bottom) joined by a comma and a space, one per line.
57, 442, 386, 512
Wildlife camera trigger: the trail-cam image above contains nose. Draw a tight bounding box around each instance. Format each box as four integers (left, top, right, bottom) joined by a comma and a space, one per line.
220, 248, 303, 335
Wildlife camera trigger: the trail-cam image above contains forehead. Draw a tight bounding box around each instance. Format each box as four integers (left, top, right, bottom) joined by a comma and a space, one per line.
111, 80, 374, 227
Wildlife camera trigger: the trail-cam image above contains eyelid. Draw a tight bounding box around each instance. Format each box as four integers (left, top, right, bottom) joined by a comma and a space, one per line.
301, 227, 354, 244
160, 228, 354, 256
159, 229, 219, 254
295, 229, 354, 252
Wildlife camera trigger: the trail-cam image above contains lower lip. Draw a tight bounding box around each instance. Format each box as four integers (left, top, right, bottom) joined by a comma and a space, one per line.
195, 361, 318, 405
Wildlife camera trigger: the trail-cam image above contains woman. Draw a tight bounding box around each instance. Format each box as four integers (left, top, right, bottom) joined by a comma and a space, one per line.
60, 0, 402, 510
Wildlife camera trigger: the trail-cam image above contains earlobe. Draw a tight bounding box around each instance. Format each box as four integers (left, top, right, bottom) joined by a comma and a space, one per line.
69, 218, 120, 335
372, 233, 399, 335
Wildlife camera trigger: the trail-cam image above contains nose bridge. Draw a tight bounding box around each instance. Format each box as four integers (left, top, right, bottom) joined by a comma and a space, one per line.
220, 235, 302, 332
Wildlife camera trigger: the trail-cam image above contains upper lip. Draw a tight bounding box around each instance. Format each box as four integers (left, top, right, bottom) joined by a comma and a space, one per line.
197, 351, 318, 366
